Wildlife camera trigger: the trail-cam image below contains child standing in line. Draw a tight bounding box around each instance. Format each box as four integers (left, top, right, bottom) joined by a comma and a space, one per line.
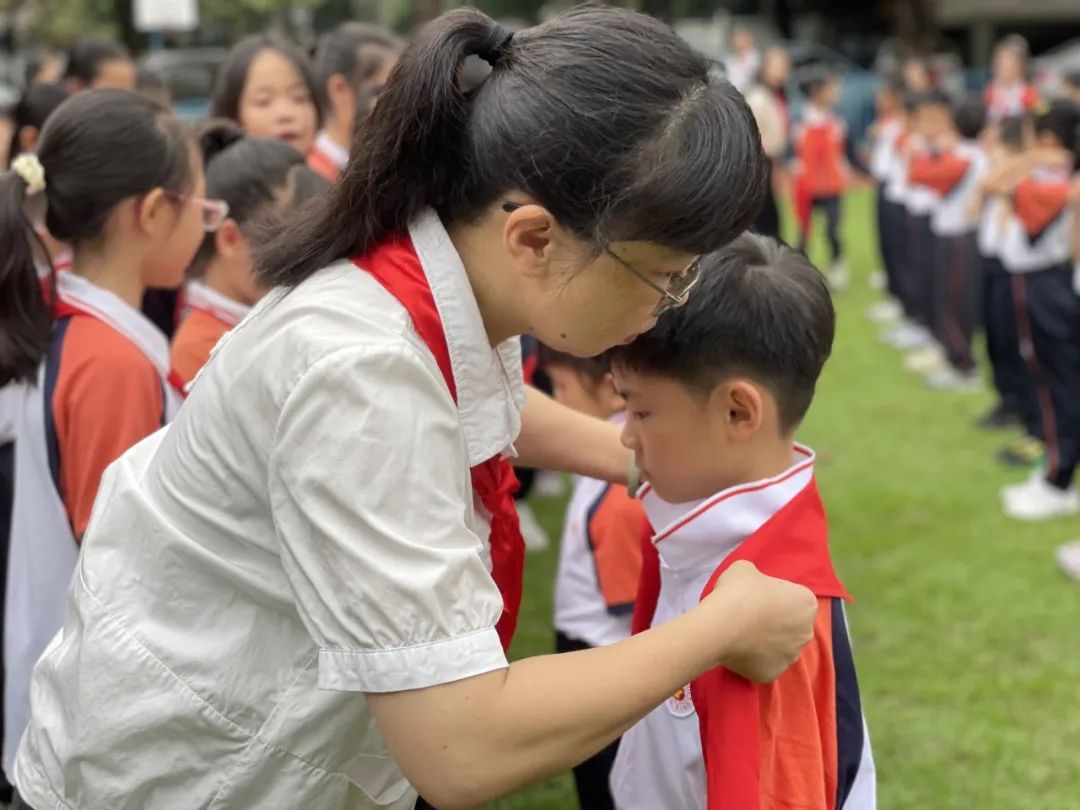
984, 36, 1041, 124
310, 23, 402, 184
997, 101, 1080, 521
867, 77, 907, 326
0, 89, 213, 779
915, 95, 989, 390
541, 346, 647, 810
795, 69, 850, 291
170, 123, 329, 390
609, 234, 875, 810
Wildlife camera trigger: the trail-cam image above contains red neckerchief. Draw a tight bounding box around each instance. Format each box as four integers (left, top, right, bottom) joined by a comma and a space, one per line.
1014, 176, 1071, 243
307, 147, 342, 185
691, 479, 849, 809
352, 235, 525, 651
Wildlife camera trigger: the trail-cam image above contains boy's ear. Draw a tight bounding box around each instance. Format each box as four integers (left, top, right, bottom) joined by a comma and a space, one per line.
712, 379, 765, 439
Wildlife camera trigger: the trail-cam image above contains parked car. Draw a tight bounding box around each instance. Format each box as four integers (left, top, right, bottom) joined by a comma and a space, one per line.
139, 48, 227, 119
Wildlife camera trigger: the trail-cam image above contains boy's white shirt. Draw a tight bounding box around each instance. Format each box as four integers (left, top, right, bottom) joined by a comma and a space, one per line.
611, 448, 819, 810
553, 415, 635, 649
931, 142, 989, 236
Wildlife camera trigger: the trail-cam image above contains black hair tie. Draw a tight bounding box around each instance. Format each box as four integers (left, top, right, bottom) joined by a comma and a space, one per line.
477, 25, 514, 67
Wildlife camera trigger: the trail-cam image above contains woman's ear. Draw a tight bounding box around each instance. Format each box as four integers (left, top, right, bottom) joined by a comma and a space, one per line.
503, 202, 559, 281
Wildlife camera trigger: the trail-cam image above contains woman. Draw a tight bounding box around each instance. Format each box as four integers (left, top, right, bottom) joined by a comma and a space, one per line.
14, 8, 817, 810
746, 46, 792, 239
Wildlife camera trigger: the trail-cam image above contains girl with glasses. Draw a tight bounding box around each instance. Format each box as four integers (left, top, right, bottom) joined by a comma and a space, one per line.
170, 122, 329, 391
14, 9, 817, 810
0, 89, 214, 784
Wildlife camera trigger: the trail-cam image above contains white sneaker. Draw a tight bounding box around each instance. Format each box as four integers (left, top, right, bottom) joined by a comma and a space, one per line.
1055, 541, 1080, 580
904, 343, 946, 374
867, 299, 903, 325
882, 321, 931, 350
1000, 466, 1047, 504
532, 470, 567, 498
1002, 477, 1080, 522
923, 366, 982, 392
516, 502, 551, 552
827, 261, 849, 292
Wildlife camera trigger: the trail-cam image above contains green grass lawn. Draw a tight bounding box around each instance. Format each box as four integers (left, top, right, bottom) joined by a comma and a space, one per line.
493, 188, 1080, 810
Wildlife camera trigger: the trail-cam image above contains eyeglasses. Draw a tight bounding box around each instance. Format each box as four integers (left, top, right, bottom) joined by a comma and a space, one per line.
501, 201, 701, 316
164, 191, 230, 233
604, 248, 702, 316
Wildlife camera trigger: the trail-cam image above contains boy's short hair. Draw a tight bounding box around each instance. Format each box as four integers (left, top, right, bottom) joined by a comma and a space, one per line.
610, 233, 835, 433
1035, 99, 1080, 148
999, 114, 1028, 150
798, 66, 835, 100
538, 344, 610, 384
953, 96, 986, 140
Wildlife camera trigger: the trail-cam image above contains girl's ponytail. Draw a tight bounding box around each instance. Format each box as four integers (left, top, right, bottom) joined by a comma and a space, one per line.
258, 8, 510, 287
0, 164, 51, 386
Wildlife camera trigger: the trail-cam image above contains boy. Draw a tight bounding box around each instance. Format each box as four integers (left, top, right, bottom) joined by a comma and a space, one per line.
867, 77, 907, 326
608, 233, 875, 810
920, 96, 989, 390
901, 90, 954, 378
879, 94, 934, 352
541, 346, 647, 810
998, 100, 1080, 520
795, 68, 850, 290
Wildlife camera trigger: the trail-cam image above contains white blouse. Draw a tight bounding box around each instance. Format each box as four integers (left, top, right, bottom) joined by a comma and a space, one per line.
15, 210, 526, 810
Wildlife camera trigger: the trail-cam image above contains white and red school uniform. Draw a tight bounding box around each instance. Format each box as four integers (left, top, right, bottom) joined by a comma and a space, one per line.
611, 447, 876, 810
869, 117, 903, 184
921, 142, 990, 372
3, 271, 179, 776
169, 280, 253, 392
984, 82, 1041, 123
1000, 173, 1080, 489
793, 105, 847, 236
307, 130, 349, 185
553, 428, 647, 649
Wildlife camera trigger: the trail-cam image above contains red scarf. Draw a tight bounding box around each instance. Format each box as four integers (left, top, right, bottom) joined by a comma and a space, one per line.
352, 235, 526, 651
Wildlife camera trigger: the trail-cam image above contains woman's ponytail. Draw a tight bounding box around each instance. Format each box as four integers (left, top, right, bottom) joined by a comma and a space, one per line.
0, 167, 51, 386
258, 8, 508, 288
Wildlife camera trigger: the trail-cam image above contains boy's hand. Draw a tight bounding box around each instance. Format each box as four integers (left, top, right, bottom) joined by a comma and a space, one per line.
706, 561, 817, 682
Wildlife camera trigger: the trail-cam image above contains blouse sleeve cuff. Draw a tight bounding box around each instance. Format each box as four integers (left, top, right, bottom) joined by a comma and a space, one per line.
317, 628, 508, 693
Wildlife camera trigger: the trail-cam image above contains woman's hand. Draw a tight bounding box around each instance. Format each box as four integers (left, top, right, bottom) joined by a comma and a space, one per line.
703, 560, 818, 682
368, 561, 818, 810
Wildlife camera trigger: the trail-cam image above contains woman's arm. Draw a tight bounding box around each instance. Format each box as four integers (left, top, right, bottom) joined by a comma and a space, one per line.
367, 560, 817, 810
514, 385, 630, 485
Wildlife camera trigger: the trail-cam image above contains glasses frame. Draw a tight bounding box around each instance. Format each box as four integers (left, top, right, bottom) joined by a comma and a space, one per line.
501, 201, 701, 316
164, 191, 231, 233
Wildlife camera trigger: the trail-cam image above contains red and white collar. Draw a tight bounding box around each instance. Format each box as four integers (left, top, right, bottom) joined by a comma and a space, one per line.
313, 130, 349, 172
640, 445, 816, 573
185, 280, 252, 328
56, 271, 170, 378
406, 209, 527, 467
